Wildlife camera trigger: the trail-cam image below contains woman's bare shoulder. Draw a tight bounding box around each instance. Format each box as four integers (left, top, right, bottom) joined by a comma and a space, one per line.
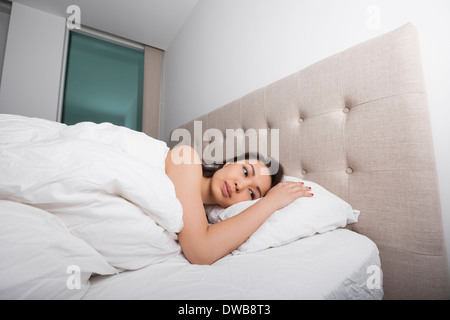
165, 146, 206, 221
165, 145, 202, 187
166, 145, 201, 170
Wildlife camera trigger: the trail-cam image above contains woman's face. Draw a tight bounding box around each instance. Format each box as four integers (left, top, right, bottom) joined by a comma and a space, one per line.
210, 159, 272, 208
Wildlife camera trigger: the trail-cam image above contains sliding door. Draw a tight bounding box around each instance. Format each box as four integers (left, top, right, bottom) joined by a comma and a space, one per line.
62, 32, 144, 131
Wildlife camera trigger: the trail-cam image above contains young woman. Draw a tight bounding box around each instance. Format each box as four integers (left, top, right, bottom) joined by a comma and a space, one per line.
165, 145, 313, 265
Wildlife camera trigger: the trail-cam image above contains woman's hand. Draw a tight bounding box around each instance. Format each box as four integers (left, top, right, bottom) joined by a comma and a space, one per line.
262, 181, 313, 211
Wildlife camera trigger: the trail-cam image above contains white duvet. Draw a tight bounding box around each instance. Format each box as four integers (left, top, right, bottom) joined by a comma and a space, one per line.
0, 114, 184, 299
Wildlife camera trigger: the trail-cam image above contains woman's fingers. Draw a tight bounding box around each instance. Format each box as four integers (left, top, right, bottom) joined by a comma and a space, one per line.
264, 181, 314, 210
281, 181, 313, 197
297, 182, 313, 196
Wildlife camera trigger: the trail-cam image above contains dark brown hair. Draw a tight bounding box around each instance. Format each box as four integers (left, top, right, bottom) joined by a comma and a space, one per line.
202, 152, 284, 191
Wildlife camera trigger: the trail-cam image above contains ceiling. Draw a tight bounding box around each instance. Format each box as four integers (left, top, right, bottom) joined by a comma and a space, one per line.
9, 0, 199, 50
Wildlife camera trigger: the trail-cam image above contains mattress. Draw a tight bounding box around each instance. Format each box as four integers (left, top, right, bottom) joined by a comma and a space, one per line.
83, 229, 383, 300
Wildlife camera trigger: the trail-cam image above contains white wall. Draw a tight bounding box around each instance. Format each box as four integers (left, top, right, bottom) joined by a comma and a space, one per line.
0, 2, 66, 121
162, 0, 450, 278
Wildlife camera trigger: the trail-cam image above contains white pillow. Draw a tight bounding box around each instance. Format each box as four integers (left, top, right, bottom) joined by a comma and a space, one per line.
0, 200, 117, 300
205, 176, 359, 254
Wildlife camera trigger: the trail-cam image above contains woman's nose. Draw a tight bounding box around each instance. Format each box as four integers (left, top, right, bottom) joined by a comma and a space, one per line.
235, 180, 249, 193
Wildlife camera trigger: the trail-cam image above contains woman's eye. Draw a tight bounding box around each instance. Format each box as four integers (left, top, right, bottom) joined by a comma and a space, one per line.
249, 189, 254, 200
243, 167, 248, 177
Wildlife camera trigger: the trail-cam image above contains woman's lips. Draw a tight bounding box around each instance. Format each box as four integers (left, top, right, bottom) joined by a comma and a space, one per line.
222, 182, 231, 198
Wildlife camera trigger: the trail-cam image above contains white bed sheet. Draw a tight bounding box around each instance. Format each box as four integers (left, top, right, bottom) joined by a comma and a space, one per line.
83, 229, 383, 300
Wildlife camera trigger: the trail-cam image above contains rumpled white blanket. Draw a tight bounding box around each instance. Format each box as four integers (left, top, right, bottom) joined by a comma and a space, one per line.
0, 114, 184, 299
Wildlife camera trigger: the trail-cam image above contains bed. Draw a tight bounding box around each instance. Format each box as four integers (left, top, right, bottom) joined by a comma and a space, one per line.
165, 22, 449, 300
0, 23, 448, 300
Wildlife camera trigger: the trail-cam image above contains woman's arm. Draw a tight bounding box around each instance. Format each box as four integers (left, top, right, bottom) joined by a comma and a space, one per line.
203, 182, 311, 264
165, 146, 311, 265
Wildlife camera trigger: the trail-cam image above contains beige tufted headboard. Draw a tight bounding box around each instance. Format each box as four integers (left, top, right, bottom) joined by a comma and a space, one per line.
170, 23, 449, 300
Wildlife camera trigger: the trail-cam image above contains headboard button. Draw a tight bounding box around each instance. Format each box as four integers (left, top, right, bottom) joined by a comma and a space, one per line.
346, 167, 354, 174
298, 118, 304, 124
343, 107, 350, 114
301, 169, 307, 175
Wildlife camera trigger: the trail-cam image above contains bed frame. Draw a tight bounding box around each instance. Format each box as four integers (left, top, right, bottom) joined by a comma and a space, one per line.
170, 23, 449, 299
